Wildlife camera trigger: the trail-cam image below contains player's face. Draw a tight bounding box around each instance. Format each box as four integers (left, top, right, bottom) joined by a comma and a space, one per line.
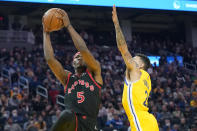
133, 56, 144, 69
72, 53, 86, 69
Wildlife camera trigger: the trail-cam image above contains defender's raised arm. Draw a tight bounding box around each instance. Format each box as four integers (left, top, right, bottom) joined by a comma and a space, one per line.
112, 5, 138, 71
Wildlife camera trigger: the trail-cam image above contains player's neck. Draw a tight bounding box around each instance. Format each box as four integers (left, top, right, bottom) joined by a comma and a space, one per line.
75, 67, 86, 76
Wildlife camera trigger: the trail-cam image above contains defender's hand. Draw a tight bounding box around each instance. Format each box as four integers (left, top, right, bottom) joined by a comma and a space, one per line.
112, 5, 119, 25
56, 9, 71, 28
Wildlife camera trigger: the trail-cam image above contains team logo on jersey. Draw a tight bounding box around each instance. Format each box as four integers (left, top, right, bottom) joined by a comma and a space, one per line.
68, 80, 95, 94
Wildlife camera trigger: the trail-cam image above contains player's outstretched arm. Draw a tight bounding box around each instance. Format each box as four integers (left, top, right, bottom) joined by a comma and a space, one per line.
67, 25, 103, 84
56, 9, 102, 84
43, 29, 71, 86
112, 5, 138, 71
67, 26, 103, 84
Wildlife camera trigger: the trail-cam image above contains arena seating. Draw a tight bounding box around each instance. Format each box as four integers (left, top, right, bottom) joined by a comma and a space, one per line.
0, 29, 197, 131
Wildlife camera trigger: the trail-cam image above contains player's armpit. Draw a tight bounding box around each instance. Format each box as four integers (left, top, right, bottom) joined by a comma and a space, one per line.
47, 58, 71, 86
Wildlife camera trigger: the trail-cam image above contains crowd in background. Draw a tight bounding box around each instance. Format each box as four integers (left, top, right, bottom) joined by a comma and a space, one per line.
0, 27, 197, 131
37, 28, 197, 66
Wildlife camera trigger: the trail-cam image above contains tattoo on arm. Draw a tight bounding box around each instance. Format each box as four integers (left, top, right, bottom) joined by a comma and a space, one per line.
115, 23, 127, 50
115, 23, 139, 70
124, 52, 131, 59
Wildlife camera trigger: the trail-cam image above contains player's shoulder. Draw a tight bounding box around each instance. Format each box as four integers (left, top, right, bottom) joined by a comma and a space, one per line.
140, 69, 150, 80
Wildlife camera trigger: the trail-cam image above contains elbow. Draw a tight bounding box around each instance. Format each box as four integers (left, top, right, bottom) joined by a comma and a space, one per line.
117, 44, 124, 51
118, 47, 123, 52
117, 42, 128, 53
118, 47, 126, 54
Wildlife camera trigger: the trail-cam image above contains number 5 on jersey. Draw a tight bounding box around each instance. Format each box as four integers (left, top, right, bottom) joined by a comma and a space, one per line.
77, 91, 85, 103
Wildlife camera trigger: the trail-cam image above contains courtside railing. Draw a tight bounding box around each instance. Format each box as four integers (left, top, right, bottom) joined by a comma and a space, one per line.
184, 62, 197, 73
56, 95, 65, 107
36, 85, 48, 98
1, 68, 12, 87
18, 76, 29, 94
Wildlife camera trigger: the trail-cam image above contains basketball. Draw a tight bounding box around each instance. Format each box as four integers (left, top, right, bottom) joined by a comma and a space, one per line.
42, 8, 64, 32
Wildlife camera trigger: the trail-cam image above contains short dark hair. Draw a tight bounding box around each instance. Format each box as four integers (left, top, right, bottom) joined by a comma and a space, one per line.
135, 53, 150, 71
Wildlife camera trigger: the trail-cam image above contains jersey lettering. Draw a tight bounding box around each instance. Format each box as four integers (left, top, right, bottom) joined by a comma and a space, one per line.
77, 91, 85, 103
71, 85, 75, 90
78, 80, 82, 85
90, 85, 94, 91
85, 82, 89, 88
74, 81, 78, 86
81, 80, 85, 85
143, 90, 148, 107
64, 72, 101, 123
143, 80, 149, 89
67, 80, 95, 94
68, 88, 71, 94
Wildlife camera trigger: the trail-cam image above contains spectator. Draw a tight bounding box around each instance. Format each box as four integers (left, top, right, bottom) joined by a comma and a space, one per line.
49, 84, 59, 105
25, 117, 38, 131
9, 93, 20, 108
190, 92, 197, 108
97, 104, 107, 129
106, 114, 124, 130
4, 117, 22, 131
11, 109, 23, 123
31, 95, 47, 112
10, 87, 22, 101
51, 109, 61, 125
0, 32, 197, 130
180, 117, 189, 130
34, 115, 47, 131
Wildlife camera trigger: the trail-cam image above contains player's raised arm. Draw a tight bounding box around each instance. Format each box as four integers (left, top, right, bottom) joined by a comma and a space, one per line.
43, 27, 70, 86
112, 5, 138, 71
57, 10, 102, 84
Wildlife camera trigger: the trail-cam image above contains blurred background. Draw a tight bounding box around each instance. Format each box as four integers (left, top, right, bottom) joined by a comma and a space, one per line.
0, 0, 197, 131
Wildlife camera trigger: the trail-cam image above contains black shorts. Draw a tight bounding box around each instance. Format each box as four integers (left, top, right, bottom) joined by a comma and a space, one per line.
50, 110, 97, 131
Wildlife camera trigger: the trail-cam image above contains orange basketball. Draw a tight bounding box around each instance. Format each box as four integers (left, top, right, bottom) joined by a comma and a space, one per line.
42, 8, 64, 32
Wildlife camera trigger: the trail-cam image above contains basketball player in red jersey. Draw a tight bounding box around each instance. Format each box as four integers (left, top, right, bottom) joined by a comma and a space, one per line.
43, 9, 103, 131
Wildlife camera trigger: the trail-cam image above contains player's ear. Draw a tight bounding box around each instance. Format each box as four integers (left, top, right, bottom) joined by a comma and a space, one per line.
141, 63, 145, 70
139, 61, 145, 69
